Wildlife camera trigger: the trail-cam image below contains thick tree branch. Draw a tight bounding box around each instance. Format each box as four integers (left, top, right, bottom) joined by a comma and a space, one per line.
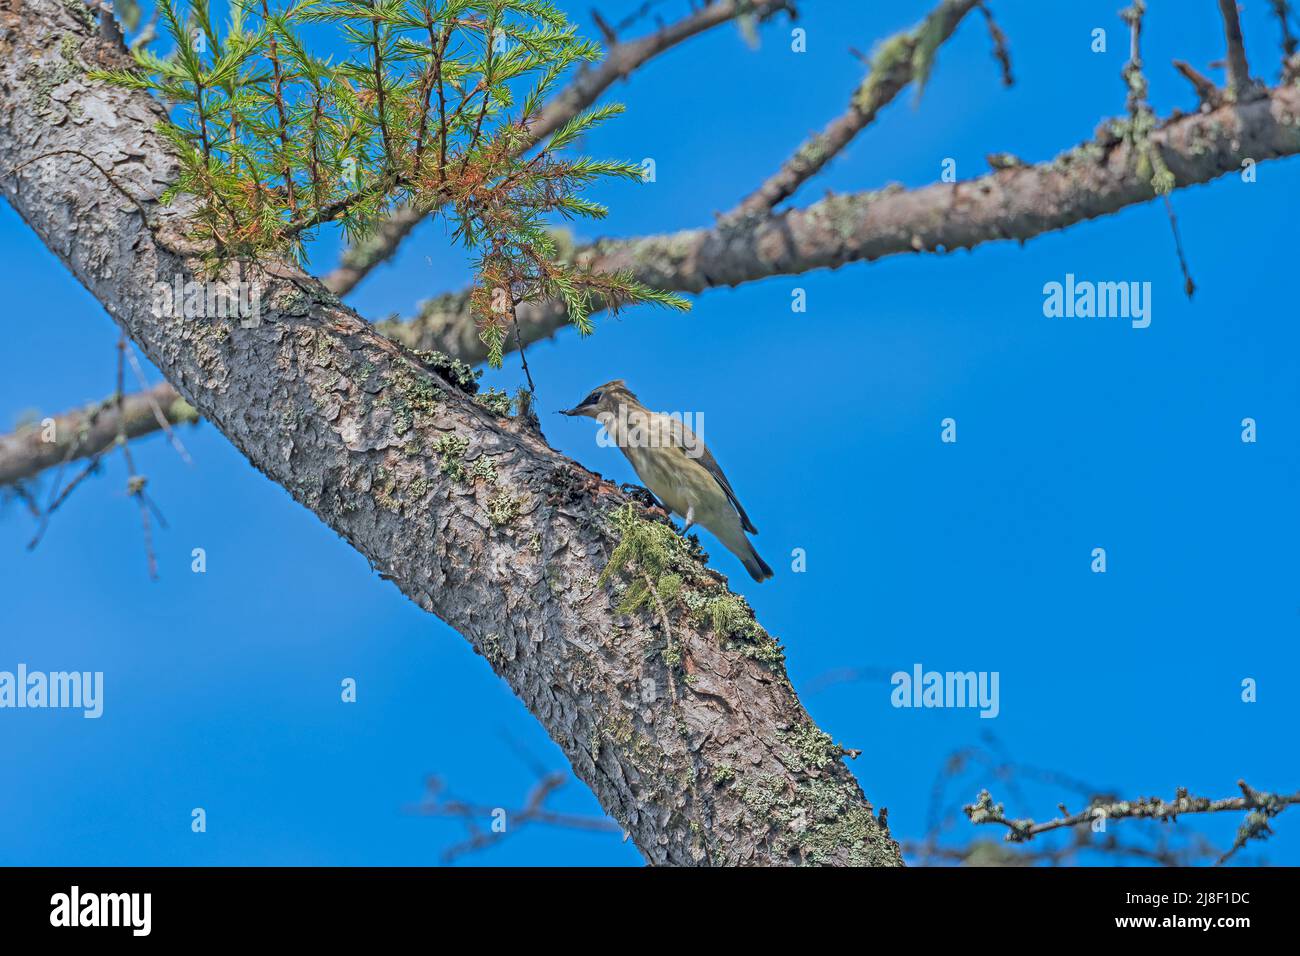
1, 0, 896, 867
320, 0, 795, 296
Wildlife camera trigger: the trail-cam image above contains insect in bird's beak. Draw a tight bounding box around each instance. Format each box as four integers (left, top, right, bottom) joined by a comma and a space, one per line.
559, 391, 602, 417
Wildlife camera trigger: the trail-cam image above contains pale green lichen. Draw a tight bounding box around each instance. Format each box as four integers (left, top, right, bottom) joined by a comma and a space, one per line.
371, 465, 399, 513
1119, 6, 1176, 196
469, 455, 497, 484
384, 364, 442, 436
480, 633, 506, 668
599, 503, 696, 616
61, 0, 95, 28
487, 488, 519, 526
168, 397, 200, 425
410, 348, 480, 394
691, 591, 786, 670
779, 724, 842, 772
432, 434, 468, 482
856, 35, 909, 111
25, 34, 83, 117
736, 772, 900, 866
476, 387, 513, 416
407, 475, 430, 500
599, 503, 786, 673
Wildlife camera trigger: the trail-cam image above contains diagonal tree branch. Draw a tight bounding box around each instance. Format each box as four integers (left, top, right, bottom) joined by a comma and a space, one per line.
1, 0, 896, 867
320, 0, 796, 297
728, 0, 986, 219
0, 382, 196, 487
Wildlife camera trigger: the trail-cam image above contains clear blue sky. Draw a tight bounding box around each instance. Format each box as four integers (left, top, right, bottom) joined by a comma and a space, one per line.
2, 0, 1296, 866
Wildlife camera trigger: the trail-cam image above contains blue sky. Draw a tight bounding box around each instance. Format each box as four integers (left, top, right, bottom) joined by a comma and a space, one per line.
1, 0, 1296, 866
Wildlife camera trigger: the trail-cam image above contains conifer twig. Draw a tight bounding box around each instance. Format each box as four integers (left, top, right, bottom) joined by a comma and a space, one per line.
321, 0, 795, 295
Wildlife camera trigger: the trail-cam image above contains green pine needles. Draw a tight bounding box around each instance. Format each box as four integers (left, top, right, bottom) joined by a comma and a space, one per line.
93, 0, 689, 365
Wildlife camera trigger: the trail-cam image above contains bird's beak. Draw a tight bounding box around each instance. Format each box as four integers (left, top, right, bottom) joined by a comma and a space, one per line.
558, 406, 581, 417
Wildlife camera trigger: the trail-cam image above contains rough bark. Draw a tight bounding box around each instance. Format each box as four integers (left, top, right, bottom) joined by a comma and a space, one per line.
0, 0, 899, 866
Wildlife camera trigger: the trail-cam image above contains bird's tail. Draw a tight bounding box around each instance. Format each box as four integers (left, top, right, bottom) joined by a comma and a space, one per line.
741, 541, 774, 583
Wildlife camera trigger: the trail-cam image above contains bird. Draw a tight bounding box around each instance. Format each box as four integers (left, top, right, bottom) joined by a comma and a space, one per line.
560, 380, 773, 583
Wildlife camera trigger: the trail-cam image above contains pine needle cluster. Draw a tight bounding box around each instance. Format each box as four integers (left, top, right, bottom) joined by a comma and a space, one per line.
93, 0, 689, 364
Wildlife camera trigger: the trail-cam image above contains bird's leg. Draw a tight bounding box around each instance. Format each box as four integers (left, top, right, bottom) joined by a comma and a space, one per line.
682, 504, 695, 533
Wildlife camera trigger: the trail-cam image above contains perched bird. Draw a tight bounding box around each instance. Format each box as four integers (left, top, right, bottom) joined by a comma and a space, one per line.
561, 380, 773, 583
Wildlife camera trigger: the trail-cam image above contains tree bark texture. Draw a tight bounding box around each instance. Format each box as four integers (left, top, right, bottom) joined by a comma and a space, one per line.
0, 0, 900, 867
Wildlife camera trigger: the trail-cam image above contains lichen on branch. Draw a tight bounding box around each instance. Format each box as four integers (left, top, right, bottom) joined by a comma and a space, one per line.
599, 503, 787, 672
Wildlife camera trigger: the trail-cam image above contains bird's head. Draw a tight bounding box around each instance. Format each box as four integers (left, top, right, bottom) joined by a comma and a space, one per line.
559, 380, 637, 420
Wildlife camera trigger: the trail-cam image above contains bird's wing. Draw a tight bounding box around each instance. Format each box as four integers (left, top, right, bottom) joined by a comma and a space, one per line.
664, 414, 758, 535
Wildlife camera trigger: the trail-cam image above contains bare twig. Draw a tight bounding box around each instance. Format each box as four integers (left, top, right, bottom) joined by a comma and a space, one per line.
124, 347, 193, 465
26, 450, 109, 551
590, 7, 618, 46
408, 771, 620, 864
1121, 4, 1192, 291
1162, 194, 1196, 298
7, 481, 41, 518
966, 780, 1300, 864
128, 6, 158, 52
1217, 0, 1257, 98
905, 829, 1225, 867
1270, 0, 1298, 58
975, 1, 1013, 87
727, 0, 989, 219
508, 300, 536, 394
116, 336, 159, 579
1172, 58, 1223, 109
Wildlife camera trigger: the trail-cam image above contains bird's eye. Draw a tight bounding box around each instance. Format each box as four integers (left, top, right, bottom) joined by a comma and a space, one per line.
585, 390, 602, 405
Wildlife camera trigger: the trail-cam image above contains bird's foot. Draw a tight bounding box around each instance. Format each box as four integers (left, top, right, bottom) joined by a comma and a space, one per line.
620, 483, 671, 520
